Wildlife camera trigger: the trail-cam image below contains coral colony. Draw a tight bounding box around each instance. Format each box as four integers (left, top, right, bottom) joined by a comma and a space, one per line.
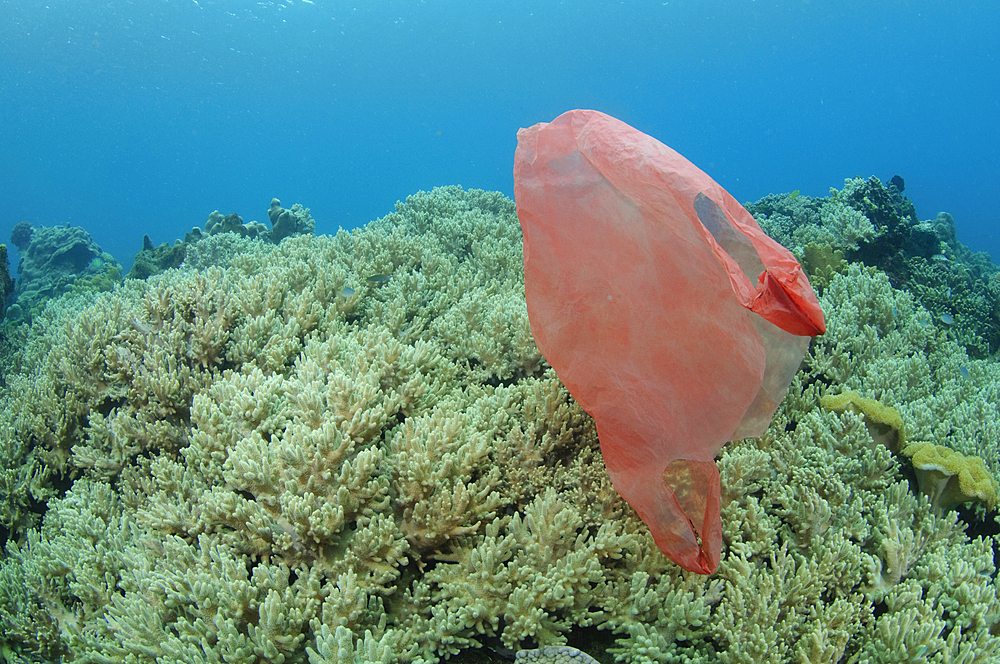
1, 142, 1000, 659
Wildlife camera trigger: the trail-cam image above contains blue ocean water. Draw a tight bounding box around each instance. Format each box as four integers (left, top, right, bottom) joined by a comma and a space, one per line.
2, 0, 998, 275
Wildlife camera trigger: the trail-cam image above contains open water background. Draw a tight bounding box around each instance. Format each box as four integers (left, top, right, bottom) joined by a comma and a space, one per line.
1, 0, 997, 273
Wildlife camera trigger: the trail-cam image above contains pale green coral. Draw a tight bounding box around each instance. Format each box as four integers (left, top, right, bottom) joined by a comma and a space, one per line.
808, 263, 1000, 484
1, 186, 999, 663
751, 179, 878, 256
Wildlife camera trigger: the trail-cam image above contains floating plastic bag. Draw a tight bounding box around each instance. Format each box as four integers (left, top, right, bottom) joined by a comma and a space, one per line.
513, 110, 825, 573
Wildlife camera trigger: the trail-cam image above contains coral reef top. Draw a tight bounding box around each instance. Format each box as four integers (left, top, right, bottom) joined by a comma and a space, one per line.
1, 184, 999, 662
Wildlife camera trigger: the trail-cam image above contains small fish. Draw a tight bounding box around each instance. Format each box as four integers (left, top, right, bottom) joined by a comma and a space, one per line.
940, 313, 953, 325
788, 190, 800, 200
932, 254, 949, 262
946, 287, 952, 297
366, 274, 391, 284
960, 366, 970, 380
339, 286, 356, 298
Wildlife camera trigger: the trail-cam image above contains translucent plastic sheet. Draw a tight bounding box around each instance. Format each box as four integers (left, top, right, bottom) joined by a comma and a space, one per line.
514, 109, 825, 573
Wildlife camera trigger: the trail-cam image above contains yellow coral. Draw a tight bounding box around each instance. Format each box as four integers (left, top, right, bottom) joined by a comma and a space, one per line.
820, 391, 906, 452
902, 441, 999, 512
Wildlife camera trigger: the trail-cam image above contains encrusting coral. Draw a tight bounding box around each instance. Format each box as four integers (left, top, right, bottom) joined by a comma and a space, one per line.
1, 185, 1000, 663
903, 442, 1000, 514
820, 392, 999, 514
819, 391, 906, 452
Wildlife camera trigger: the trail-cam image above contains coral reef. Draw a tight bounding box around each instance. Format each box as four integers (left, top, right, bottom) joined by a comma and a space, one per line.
204, 210, 252, 237
5, 224, 121, 324
747, 182, 878, 255
820, 391, 998, 513
0, 185, 998, 663
903, 442, 999, 514
801, 242, 848, 291
750, 177, 1000, 357
127, 234, 188, 280
269, 199, 316, 243
0, 244, 14, 312
820, 391, 906, 452
9, 221, 33, 252
129, 200, 314, 281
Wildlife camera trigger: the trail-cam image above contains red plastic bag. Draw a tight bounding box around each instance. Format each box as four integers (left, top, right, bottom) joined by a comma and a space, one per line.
514, 110, 824, 573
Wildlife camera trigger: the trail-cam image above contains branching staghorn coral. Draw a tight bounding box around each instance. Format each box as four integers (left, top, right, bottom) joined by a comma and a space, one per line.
1, 186, 999, 663
750, 179, 878, 257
